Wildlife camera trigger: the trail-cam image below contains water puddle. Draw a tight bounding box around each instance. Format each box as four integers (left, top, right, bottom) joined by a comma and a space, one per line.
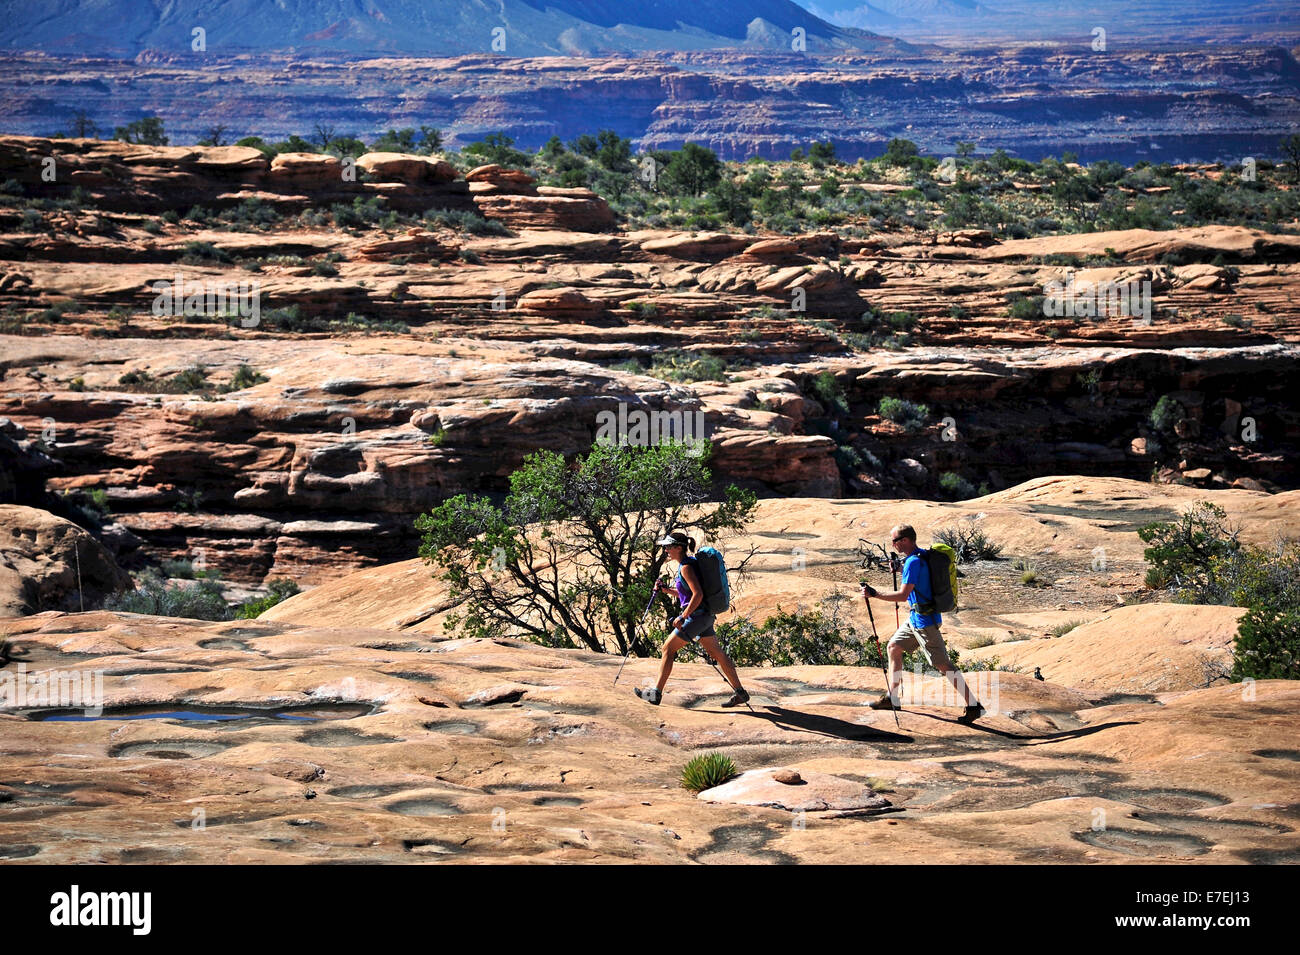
26, 703, 373, 723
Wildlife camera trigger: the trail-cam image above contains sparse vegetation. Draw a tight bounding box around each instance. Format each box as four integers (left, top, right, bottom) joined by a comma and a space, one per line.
935, 522, 1003, 563
680, 753, 737, 793
1049, 619, 1089, 638
878, 396, 929, 432
1139, 502, 1300, 680
105, 570, 230, 620
236, 579, 301, 619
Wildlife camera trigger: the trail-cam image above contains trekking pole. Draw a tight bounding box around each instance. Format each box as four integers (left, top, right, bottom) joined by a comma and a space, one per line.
889, 549, 900, 629
862, 581, 901, 728
698, 644, 755, 713
614, 582, 662, 687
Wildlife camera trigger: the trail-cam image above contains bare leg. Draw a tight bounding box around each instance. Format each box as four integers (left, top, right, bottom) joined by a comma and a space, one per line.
887, 643, 905, 703
698, 636, 743, 691
937, 664, 979, 707
655, 634, 686, 693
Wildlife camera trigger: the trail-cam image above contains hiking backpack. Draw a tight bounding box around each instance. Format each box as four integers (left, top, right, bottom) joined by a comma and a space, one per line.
693, 547, 731, 614
919, 543, 959, 614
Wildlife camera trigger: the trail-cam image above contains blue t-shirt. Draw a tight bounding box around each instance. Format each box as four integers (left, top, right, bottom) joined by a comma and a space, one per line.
902, 550, 941, 629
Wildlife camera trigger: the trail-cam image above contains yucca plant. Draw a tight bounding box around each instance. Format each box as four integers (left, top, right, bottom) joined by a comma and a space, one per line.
680, 752, 738, 793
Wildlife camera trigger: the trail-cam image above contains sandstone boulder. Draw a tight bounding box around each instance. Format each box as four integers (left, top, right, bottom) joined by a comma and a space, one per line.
640, 232, 751, 260
356, 152, 457, 183
267, 152, 344, 189
698, 767, 891, 813
0, 506, 132, 616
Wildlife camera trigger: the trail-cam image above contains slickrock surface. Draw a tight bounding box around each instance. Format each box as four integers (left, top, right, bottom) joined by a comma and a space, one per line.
1, 137, 1297, 586
265, 478, 1300, 648
1, 610, 1296, 864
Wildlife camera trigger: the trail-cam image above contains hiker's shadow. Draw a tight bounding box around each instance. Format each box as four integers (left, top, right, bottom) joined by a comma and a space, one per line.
739, 705, 914, 743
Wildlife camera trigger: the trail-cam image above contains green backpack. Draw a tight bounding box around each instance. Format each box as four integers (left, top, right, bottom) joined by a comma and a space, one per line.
917, 543, 958, 614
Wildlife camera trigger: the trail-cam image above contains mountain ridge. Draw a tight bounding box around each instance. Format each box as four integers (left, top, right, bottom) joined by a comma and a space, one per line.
0, 0, 902, 56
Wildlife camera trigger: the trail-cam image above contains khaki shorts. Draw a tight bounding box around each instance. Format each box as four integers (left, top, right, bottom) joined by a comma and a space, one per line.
887, 621, 953, 670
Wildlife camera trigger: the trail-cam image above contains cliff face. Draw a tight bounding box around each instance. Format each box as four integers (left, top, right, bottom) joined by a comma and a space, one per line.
1, 136, 1296, 585
1, 46, 1296, 162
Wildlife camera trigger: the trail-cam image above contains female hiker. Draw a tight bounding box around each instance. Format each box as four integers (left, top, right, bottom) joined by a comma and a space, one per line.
634, 531, 750, 708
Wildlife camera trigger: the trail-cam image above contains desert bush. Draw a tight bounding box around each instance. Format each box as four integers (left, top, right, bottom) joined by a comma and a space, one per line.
680, 753, 737, 792
105, 571, 231, 621
1138, 503, 1300, 680
424, 208, 509, 236
218, 364, 268, 393
934, 521, 1003, 562
118, 366, 209, 394
878, 396, 929, 431
1049, 619, 1088, 638
643, 350, 727, 382
1149, 394, 1186, 435
1138, 501, 1241, 602
236, 579, 301, 619
939, 471, 978, 500
807, 371, 849, 416
417, 442, 756, 655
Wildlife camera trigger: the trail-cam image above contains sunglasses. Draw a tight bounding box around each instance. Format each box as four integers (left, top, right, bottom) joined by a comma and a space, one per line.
891, 536, 905, 543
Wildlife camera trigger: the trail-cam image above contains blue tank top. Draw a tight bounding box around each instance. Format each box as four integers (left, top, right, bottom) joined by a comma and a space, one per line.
674, 556, 698, 609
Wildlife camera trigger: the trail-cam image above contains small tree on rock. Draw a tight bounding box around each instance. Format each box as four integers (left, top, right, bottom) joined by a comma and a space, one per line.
416, 442, 757, 655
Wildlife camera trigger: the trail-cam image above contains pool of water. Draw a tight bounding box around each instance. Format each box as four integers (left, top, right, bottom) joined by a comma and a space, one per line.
26, 703, 374, 723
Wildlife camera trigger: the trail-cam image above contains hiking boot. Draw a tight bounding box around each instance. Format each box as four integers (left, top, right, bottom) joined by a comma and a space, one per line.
957, 703, 986, 724
635, 686, 662, 706
721, 688, 750, 708
868, 694, 897, 710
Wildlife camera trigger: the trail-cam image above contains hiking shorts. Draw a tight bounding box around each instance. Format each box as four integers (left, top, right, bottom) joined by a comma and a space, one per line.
887, 621, 953, 670
673, 612, 717, 644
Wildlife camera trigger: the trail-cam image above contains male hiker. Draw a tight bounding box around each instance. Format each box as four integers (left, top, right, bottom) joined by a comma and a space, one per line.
861, 524, 985, 724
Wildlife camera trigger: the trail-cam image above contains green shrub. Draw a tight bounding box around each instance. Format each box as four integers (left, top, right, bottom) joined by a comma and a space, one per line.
680, 753, 737, 793
1049, 619, 1089, 638
1233, 606, 1300, 681
105, 571, 231, 621
645, 350, 727, 383
1137, 501, 1240, 602
118, 365, 210, 394
878, 396, 929, 432
807, 371, 850, 416
178, 240, 231, 264
1149, 395, 1189, 436
219, 364, 268, 393
1006, 293, 1044, 320
939, 471, 977, 500
236, 579, 300, 619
